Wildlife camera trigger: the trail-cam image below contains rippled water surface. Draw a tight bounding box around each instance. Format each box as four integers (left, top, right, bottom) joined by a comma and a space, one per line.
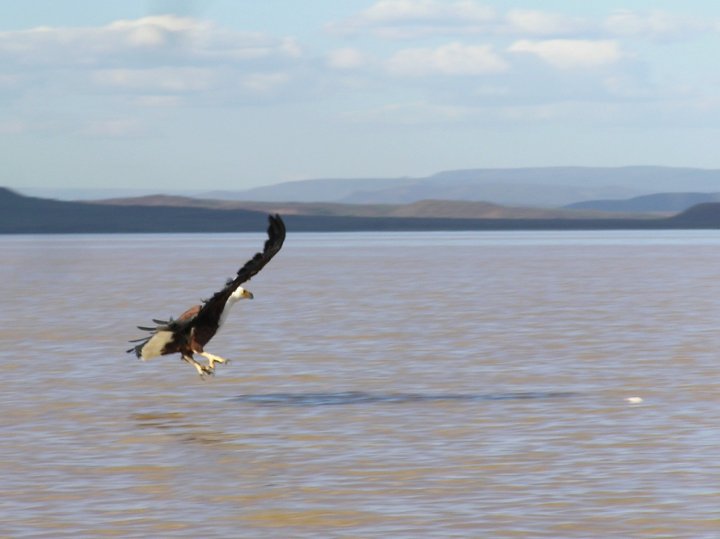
2, 230, 719, 538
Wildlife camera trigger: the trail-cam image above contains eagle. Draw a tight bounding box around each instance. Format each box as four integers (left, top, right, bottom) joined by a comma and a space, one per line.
127, 214, 286, 378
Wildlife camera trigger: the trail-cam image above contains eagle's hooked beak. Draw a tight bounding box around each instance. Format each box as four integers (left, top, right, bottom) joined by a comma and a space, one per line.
243, 289, 254, 300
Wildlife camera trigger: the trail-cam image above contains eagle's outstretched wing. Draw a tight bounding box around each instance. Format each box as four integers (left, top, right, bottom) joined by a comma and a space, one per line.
191, 214, 286, 329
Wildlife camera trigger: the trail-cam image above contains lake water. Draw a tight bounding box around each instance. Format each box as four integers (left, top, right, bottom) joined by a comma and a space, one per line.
1, 230, 719, 538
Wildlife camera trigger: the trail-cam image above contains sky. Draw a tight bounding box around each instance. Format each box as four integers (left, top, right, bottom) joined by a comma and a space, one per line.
4, 0, 720, 193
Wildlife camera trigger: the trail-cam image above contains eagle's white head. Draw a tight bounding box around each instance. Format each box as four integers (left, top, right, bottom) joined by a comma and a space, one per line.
230, 286, 254, 302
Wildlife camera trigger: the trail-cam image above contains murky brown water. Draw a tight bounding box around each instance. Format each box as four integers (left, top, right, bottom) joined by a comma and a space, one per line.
2, 231, 719, 538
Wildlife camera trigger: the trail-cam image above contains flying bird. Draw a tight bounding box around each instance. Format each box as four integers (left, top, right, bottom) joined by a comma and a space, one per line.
127, 214, 286, 377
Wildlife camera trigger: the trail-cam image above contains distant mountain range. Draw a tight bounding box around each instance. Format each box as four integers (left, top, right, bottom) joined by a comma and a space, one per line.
22, 166, 720, 208
205, 166, 720, 207
6, 186, 720, 233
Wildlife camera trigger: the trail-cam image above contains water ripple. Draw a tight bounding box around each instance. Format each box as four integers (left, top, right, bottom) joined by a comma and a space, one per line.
231, 390, 579, 407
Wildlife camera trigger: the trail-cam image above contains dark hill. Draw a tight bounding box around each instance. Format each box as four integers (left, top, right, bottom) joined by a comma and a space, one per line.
3, 186, 720, 233
0, 187, 271, 233
668, 203, 720, 227
566, 192, 720, 213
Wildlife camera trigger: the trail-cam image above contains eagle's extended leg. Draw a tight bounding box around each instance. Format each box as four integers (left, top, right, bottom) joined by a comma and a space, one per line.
182, 354, 214, 378
199, 351, 230, 370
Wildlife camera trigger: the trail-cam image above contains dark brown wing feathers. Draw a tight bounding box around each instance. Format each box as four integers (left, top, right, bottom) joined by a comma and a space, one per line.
192, 214, 285, 329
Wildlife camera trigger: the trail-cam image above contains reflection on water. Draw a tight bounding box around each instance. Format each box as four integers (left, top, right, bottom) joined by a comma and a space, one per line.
1, 231, 720, 538
131, 412, 239, 447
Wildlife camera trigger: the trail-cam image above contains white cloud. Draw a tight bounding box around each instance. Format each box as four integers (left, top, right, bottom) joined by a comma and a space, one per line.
279, 37, 303, 59
92, 66, 293, 98
92, 67, 217, 92
505, 10, 589, 37
509, 39, 624, 70
328, 0, 496, 38
386, 42, 508, 76
361, 0, 495, 23
330, 3, 720, 46
1, 7, 715, 147
0, 15, 304, 108
327, 48, 368, 70
109, 15, 208, 33
108, 15, 208, 48
604, 10, 707, 40
0, 15, 301, 66
240, 72, 290, 93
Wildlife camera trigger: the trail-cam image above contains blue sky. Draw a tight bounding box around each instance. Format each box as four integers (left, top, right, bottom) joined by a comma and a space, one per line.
4, 1, 720, 193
